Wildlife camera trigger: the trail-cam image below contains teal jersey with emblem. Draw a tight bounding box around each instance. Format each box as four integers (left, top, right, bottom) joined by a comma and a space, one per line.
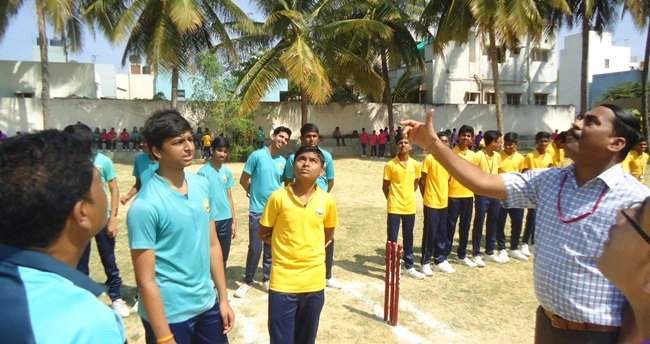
93, 152, 116, 217
197, 163, 235, 221
243, 148, 286, 213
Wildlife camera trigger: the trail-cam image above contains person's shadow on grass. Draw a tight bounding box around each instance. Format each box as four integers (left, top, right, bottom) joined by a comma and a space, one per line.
335, 248, 390, 282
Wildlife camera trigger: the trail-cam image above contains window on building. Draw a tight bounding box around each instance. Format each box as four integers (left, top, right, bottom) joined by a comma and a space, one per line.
531, 48, 549, 62
605, 59, 610, 68
177, 89, 186, 98
534, 93, 548, 105
465, 91, 479, 102
510, 47, 521, 56
482, 47, 504, 63
505, 93, 521, 105
485, 92, 496, 104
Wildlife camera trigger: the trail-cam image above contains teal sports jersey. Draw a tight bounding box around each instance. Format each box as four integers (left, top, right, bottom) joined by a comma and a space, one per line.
93, 152, 116, 217
127, 172, 218, 323
284, 147, 335, 191
132, 153, 159, 188
243, 148, 286, 213
197, 163, 235, 221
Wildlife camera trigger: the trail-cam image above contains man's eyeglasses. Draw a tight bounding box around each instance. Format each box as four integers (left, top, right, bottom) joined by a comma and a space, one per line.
617, 202, 650, 246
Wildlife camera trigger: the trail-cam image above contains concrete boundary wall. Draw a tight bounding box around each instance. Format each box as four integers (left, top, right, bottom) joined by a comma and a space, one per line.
0, 98, 575, 138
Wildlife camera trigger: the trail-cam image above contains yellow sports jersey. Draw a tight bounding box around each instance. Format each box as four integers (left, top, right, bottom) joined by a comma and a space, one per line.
545, 142, 565, 167
498, 151, 525, 173
384, 156, 421, 214
524, 150, 552, 170
202, 134, 212, 147
260, 186, 339, 293
622, 151, 648, 182
474, 149, 500, 175
421, 154, 450, 208
449, 146, 475, 198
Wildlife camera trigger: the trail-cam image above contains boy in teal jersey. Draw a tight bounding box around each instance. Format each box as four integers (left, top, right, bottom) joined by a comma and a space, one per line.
283, 123, 342, 290
235, 126, 292, 298
127, 110, 234, 344
198, 136, 238, 267
120, 138, 159, 205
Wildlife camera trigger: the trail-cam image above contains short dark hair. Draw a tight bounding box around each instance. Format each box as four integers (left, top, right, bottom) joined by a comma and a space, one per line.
639, 136, 647, 143
535, 131, 551, 141
273, 126, 292, 137
300, 123, 319, 136
211, 136, 230, 150
600, 104, 642, 157
0, 130, 94, 249
437, 131, 447, 138
64, 123, 94, 149
556, 131, 567, 142
504, 132, 519, 143
458, 125, 474, 136
483, 130, 502, 145
142, 110, 192, 153
294, 145, 324, 166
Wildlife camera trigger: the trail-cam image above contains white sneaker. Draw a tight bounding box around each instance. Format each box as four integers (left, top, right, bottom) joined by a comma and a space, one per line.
234, 283, 252, 298
326, 277, 343, 290
484, 254, 504, 264
405, 267, 426, 280
433, 260, 456, 273
131, 300, 139, 313
262, 281, 270, 292
471, 256, 486, 267
508, 249, 529, 261
420, 264, 434, 277
498, 249, 510, 263
111, 298, 130, 317
456, 257, 477, 268
521, 244, 531, 257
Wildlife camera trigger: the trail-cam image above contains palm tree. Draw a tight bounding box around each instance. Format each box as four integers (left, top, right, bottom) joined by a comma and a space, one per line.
113, 0, 253, 109
424, 0, 569, 133
623, 0, 650, 140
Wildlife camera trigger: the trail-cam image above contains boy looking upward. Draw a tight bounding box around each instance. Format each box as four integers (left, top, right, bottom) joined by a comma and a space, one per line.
260, 145, 338, 344
383, 137, 425, 279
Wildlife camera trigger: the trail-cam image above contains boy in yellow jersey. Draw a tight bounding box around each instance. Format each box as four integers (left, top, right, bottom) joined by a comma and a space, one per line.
471, 131, 504, 265
446, 125, 479, 267
496, 132, 528, 261
259, 145, 338, 344
546, 131, 567, 167
521, 131, 553, 256
622, 138, 648, 183
419, 133, 454, 275
383, 137, 424, 279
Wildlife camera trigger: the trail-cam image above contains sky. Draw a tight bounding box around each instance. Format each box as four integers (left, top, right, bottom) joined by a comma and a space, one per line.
0, 1, 647, 73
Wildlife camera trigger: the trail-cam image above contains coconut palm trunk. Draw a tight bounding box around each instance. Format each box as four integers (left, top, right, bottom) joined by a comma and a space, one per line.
300, 86, 309, 125
171, 67, 179, 109
580, 18, 590, 116
642, 23, 650, 141
36, 0, 51, 129
488, 28, 504, 134
380, 48, 396, 157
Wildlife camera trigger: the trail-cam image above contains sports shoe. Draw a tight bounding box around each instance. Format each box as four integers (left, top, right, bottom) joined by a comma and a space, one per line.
484, 254, 504, 264
326, 277, 343, 290
234, 283, 252, 298
420, 264, 434, 277
262, 281, 270, 292
433, 260, 456, 273
498, 249, 510, 263
405, 267, 426, 280
508, 249, 529, 261
521, 244, 532, 257
111, 298, 130, 317
471, 256, 486, 267
456, 257, 477, 268
131, 300, 139, 313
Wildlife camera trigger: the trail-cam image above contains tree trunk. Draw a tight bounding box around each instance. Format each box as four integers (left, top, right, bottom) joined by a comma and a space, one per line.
642, 22, 650, 142
580, 18, 590, 116
300, 86, 309, 126
171, 67, 179, 109
62, 27, 69, 63
36, 0, 51, 129
488, 28, 504, 134
380, 48, 396, 157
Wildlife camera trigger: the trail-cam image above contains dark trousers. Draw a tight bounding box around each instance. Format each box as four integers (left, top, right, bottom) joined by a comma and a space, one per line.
534, 306, 619, 344
325, 238, 334, 279
472, 195, 500, 256
421, 206, 448, 265
244, 212, 271, 284
131, 139, 140, 150
497, 206, 524, 250
77, 226, 123, 301
378, 144, 386, 157
446, 197, 473, 259
142, 300, 228, 344
523, 209, 536, 245
203, 146, 212, 160
387, 213, 415, 269
361, 143, 367, 155
215, 218, 233, 268
121, 140, 130, 150
335, 137, 345, 146
110, 140, 116, 150
268, 290, 325, 344
370, 145, 377, 157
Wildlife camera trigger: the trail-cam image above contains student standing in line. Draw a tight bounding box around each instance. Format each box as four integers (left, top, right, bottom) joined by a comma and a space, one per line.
360, 127, 369, 157
370, 130, 378, 159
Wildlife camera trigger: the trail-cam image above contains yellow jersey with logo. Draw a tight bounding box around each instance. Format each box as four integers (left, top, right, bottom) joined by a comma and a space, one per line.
545, 142, 565, 167
499, 151, 525, 173
449, 146, 476, 198
622, 151, 648, 182
474, 149, 501, 175
524, 150, 552, 170
421, 154, 450, 208
383, 156, 421, 214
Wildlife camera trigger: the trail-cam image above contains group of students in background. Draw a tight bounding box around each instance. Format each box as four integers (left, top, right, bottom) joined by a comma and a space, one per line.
93, 126, 143, 152
358, 126, 400, 158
